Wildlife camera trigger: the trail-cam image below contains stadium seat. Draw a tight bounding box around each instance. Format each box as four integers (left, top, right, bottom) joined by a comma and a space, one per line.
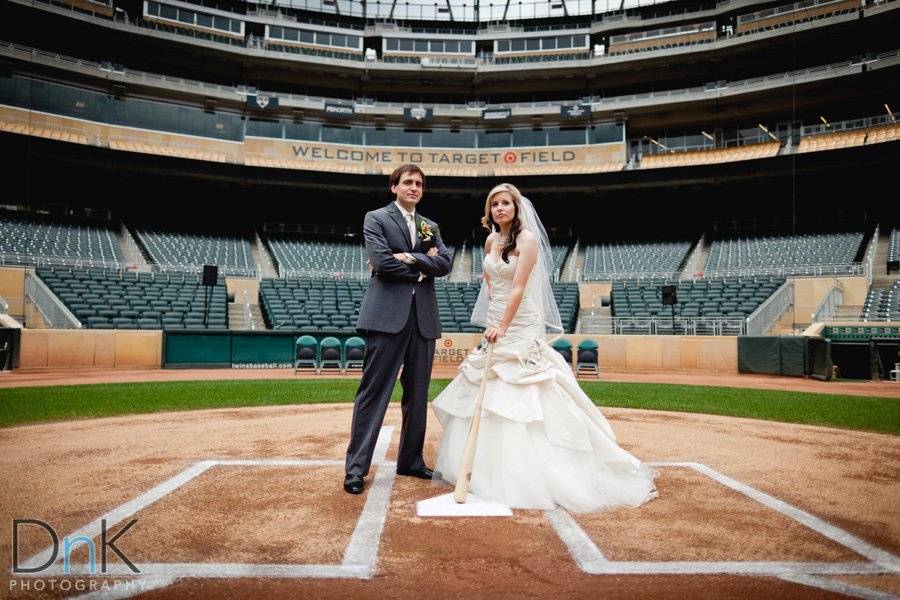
345, 336, 366, 371
294, 335, 319, 373
551, 338, 574, 368
576, 339, 600, 378
319, 336, 344, 373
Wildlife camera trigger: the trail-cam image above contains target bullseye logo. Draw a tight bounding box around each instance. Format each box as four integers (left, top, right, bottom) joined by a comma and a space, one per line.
503, 152, 517, 164
443, 339, 453, 348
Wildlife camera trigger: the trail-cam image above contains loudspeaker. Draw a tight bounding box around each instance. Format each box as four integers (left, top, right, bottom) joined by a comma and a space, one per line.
202, 265, 218, 287
661, 284, 677, 306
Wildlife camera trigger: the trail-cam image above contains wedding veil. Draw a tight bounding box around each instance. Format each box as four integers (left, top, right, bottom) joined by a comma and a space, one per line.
470, 186, 563, 335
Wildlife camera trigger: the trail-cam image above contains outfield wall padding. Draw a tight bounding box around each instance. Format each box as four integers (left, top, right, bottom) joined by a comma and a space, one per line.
738, 336, 810, 376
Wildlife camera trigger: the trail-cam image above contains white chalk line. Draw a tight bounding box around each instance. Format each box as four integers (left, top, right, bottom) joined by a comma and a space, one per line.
15, 426, 398, 598
549, 460, 900, 597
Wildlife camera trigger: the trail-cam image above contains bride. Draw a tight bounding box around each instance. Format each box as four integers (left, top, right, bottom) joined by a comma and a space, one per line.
431, 183, 657, 513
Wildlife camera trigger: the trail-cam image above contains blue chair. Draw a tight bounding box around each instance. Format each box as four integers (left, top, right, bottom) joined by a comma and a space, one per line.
319, 336, 343, 373
551, 338, 574, 370
576, 339, 600, 378
344, 336, 366, 372
294, 335, 318, 373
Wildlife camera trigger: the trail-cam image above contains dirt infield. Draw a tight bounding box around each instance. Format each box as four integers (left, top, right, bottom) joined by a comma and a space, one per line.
2, 367, 899, 398
1, 400, 898, 599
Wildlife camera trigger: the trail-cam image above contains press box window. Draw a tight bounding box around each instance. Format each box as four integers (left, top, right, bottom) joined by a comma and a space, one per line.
160, 4, 177, 20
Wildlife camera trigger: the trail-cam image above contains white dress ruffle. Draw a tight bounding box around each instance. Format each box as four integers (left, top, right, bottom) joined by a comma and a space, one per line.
432, 254, 657, 513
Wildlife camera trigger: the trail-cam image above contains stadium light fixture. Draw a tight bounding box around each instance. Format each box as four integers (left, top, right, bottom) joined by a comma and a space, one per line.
648, 137, 669, 151
701, 130, 714, 142
819, 116, 829, 127
886, 103, 895, 122
758, 123, 777, 141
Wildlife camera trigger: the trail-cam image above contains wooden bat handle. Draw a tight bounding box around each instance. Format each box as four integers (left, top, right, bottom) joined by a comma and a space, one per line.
454, 343, 494, 503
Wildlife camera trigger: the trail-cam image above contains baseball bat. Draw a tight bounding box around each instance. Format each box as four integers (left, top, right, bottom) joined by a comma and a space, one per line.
454, 342, 494, 503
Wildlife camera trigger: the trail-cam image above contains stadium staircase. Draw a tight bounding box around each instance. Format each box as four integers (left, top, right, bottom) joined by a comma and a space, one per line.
117, 225, 150, 269
252, 232, 279, 278
561, 241, 583, 283
577, 306, 612, 334
870, 229, 896, 287
449, 242, 472, 282
680, 234, 709, 280
228, 300, 266, 331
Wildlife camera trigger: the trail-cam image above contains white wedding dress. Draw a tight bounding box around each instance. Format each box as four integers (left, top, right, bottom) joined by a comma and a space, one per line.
432, 254, 657, 513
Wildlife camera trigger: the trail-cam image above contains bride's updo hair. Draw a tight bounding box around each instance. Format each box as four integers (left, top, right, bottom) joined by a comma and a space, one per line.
481, 183, 524, 264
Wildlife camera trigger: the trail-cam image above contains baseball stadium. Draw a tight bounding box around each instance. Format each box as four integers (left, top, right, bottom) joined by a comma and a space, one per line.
0, 0, 898, 596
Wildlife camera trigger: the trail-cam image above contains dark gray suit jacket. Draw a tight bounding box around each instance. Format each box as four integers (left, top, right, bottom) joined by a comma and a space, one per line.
356, 202, 452, 339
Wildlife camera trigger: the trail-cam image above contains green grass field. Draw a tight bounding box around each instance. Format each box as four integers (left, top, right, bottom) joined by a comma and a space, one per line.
0, 379, 897, 434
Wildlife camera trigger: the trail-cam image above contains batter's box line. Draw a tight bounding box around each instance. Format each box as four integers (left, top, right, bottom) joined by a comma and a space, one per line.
546, 461, 900, 578
19, 426, 397, 581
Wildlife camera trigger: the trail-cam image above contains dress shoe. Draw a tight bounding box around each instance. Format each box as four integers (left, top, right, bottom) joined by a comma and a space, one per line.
344, 474, 365, 494
396, 466, 434, 480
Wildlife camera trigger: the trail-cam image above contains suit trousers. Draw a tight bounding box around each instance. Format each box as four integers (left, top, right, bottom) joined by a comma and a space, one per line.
345, 295, 435, 477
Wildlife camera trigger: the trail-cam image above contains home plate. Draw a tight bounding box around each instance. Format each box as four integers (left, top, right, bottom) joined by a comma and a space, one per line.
416, 493, 513, 517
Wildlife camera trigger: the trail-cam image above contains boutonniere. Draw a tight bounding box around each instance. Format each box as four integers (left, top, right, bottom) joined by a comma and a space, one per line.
417, 220, 434, 242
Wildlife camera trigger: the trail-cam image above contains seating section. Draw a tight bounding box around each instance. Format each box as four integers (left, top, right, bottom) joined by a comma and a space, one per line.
866, 123, 900, 146
136, 229, 254, 277
889, 228, 899, 269
640, 142, 780, 169
797, 130, 866, 153
38, 268, 228, 329
261, 278, 580, 334
0, 212, 122, 267
266, 237, 369, 278
109, 139, 231, 163
611, 277, 784, 320
705, 232, 864, 276
583, 241, 691, 281
472, 243, 570, 279
735, 0, 859, 34
260, 278, 364, 332
438, 281, 579, 333
861, 282, 900, 322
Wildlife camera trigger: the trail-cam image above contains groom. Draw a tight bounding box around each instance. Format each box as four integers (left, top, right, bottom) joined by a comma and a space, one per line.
344, 164, 452, 494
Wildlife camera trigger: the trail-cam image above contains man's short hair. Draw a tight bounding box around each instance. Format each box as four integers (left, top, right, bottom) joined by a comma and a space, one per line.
389, 164, 425, 188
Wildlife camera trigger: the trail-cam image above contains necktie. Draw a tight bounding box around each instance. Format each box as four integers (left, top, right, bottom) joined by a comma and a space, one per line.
406, 213, 416, 248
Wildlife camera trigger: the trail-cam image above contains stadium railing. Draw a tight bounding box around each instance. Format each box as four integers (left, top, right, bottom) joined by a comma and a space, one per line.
24, 271, 82, 329
703, 264, 864, 278
0, 253, 123, 271
746, 280, 794, 336
280, 268, 370, 280
578, 315, 747, 335
1, 40, 872, 123
810, 281, 844, 323
581, 270, 680, 283
862, 224, 880, 286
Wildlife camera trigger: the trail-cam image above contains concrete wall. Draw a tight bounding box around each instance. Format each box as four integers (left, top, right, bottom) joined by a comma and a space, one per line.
790, 276, 868, 325
0, 267, 26, 316
226, 277, 260, 305
435, 332, 738, 373
579, 282, 612, 309
19, 330, 163, 370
